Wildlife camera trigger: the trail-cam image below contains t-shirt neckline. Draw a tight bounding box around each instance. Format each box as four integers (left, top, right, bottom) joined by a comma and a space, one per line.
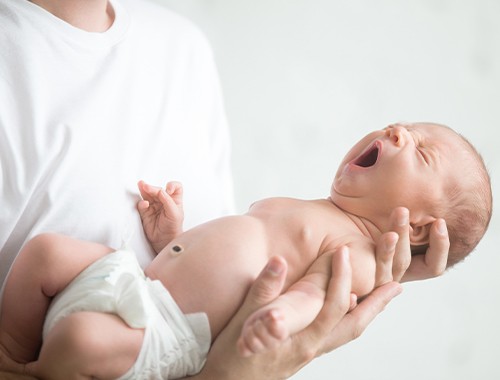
16, 0, 130, 50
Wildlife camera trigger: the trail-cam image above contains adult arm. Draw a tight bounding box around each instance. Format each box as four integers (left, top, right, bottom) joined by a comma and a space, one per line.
187, 207, 449, 379
0, 373, 36, 380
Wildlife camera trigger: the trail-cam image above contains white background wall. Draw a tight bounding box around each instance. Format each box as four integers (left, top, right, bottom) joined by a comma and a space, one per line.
159, 1, 499, 379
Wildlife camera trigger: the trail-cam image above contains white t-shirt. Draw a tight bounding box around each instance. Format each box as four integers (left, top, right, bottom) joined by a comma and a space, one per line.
0, 0, 235, 288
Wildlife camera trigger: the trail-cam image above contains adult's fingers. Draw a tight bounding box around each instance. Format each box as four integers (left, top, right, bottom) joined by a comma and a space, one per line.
389, 207, 412, 281
193, 257, 289, 380
374, 231, 398, 287
295, 246, 352, 355
238, 256, 288, 317
402, 218, 449, 282
319, 281, 403, 354
424, 219, 449, 274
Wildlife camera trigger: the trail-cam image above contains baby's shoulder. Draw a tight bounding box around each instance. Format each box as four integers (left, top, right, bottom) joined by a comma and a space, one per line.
248, 197, 307, 213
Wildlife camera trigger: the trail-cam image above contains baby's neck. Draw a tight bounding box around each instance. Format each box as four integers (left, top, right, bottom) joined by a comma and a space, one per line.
343, 212, 383, 242
326, 197, 383, 242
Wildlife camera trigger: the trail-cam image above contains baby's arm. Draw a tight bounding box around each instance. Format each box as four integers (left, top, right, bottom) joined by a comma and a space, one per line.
237, 252, 336, 357
137, 180, 184, 253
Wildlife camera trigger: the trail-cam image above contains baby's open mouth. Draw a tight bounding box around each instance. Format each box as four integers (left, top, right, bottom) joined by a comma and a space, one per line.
353, 142, 380, 168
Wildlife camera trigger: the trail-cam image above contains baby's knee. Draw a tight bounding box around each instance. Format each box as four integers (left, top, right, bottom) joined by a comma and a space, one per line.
22, 233, 78, 272
28, 312, 113, 379
41, 312, 142, 379
22, 233, 64, 260
12, 233, 64, 281
35, 313, 103, 377
45, 313, 99, 357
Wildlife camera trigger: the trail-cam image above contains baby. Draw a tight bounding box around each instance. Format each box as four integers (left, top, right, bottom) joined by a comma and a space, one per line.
0, 122, 492, 379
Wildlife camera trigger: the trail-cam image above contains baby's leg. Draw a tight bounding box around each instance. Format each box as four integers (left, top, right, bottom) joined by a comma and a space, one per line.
25, 312, 144, 380
237, 254, 332, 356
0, 234, 113, 367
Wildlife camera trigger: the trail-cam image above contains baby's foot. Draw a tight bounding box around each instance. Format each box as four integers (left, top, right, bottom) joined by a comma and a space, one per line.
237, 308, 289, 357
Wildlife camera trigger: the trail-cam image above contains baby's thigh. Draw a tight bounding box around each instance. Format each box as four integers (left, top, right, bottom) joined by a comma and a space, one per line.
31, 312, 143, 379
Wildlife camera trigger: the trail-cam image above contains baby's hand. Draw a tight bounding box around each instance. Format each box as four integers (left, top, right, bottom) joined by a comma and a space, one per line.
137, 180, 184, 253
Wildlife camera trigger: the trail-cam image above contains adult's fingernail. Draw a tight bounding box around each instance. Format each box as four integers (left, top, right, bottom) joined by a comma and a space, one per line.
386, 233, 398, 250
266, 258, 284, 276
340, 246, 350, 261
437, 219, 447, 235
397, 209, 409, 226
394, 284, 403, 297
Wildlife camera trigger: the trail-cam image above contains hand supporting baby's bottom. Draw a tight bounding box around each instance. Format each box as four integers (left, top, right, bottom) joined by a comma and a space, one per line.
236, 248, 358, 358
0, 344, 27, 375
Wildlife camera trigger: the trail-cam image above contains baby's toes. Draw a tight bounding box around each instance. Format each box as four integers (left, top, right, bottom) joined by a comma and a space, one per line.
260, 309, 288, 342
237, 324, 266, 357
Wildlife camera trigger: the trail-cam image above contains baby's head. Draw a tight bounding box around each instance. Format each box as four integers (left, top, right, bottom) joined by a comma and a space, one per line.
331, 122, 492, 267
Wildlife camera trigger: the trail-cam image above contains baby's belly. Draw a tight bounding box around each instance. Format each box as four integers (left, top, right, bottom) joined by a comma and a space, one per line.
165, 215, 270, 270
153, 215, 271, 338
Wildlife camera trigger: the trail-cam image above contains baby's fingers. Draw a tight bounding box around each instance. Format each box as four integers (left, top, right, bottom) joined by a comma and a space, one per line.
137, 199, 150, 213
158, 188, 178, 212
166, 181, 183, 206
138, 180, 161, 201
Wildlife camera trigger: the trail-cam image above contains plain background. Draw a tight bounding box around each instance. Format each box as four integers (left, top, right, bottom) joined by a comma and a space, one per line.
158, 1, 499, 379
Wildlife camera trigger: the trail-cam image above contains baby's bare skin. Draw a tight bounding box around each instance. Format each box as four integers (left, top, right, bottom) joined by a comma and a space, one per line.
0, 123, 463, 377
146, 197, 376, 340
0, 198, 376, 379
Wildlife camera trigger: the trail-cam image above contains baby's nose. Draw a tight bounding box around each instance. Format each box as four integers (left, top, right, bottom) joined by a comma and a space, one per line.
385, 125, 407, 146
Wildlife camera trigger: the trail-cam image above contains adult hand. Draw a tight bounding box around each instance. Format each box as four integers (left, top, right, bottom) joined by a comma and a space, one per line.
0, 372, 36, 380
189, 247, 402, 380
374, 207, 450, 286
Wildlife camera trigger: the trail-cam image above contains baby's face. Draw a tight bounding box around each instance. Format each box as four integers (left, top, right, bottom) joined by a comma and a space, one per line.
331, 122, 463, 227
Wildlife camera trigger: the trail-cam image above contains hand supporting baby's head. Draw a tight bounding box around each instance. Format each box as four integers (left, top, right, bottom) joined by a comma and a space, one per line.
331, 122, 492, 268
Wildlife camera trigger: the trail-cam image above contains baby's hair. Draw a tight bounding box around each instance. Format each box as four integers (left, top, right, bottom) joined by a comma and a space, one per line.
441, 125, 492, 267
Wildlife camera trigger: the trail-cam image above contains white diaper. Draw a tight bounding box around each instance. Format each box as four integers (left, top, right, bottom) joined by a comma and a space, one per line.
44, 249, 211, 379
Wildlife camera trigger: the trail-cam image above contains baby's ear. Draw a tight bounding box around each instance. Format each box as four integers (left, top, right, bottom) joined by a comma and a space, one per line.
409, 217, 435, 246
